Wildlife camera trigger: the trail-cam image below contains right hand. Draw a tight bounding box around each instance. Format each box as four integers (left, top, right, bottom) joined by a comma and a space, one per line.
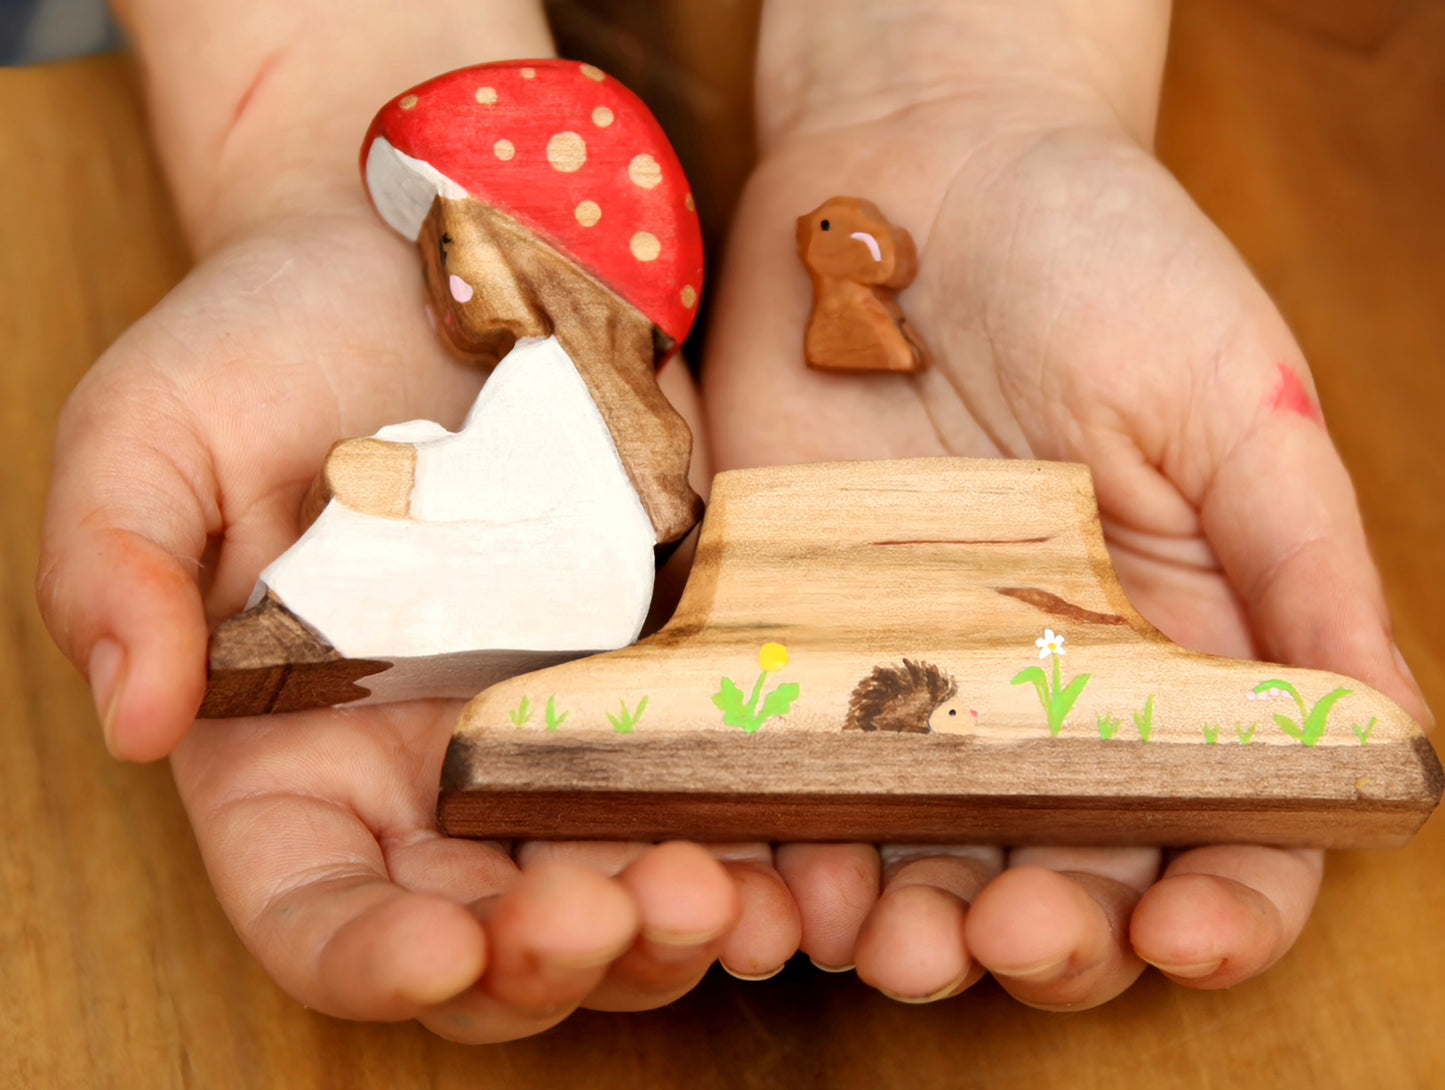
37, 211, 801, 1037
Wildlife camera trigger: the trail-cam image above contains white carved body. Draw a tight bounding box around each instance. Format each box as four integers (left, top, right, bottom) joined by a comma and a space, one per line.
255, 336, 656, 662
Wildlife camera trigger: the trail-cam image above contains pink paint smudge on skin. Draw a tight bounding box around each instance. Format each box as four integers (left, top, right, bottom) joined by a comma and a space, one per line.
1268, 363, 1323, 424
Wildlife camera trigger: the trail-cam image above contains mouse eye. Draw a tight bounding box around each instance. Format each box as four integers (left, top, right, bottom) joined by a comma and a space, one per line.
949, 708, 957, 716
440, 233, 452, 266
820, 219, 831, 231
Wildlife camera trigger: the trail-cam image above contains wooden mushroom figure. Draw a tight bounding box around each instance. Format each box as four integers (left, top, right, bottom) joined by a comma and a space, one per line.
200, 61, 705, 717
797, 196, 932, 374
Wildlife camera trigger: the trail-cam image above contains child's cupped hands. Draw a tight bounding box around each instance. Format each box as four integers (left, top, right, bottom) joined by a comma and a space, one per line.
35, 0, 1436, 1039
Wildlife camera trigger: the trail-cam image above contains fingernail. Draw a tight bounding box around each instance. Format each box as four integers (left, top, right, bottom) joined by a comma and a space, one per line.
808, 958, 855, 973
996, 956, 1069, 982
1393, 645, 1435, 728
1145, 958, 1223, 980
721, 963, 785, 982
880, 972, 971, 1005
88, 638, 125, 754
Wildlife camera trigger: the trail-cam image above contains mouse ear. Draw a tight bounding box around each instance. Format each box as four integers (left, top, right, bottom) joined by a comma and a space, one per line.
881, 223, 919, 290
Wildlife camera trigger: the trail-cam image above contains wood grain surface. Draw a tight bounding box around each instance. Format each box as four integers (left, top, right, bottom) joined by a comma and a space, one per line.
441, 460, 1438, 847
4, 1, 1445, 1086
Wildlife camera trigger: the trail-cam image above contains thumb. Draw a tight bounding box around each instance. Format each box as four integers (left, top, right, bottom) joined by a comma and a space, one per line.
37, 368, 215, 761
1201, 369, 1432, 729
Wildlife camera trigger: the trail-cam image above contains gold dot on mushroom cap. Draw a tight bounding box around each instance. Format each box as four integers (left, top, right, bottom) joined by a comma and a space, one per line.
631, 232, 661, 261
681, 285, 697, 308
592, 106, 614, 128
628, 154, 663, 190
575, 200, 601, 227
547, 132, 587, 173
475, 86, 498, 105
580, 64, 606, 82
494, 139, 515, 161
399, 95, 419, 110
520, 67, 536, 79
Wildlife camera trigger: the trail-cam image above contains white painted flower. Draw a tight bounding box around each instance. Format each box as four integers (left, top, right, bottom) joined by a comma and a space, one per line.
1036, 629, 1066, 659
1246, 691, 1259, 701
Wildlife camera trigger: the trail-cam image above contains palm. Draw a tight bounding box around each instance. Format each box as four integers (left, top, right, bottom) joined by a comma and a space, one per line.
707, 117, 1292, 658
109, 214, 481, 616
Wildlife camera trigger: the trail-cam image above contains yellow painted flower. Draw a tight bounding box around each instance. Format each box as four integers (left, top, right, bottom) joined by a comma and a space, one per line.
758, 642, 789, 673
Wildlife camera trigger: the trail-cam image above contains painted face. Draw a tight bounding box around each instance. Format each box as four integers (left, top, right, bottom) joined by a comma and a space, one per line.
928, 700, 979, 735
795, 196, 918, 289
418, 197, 550, 366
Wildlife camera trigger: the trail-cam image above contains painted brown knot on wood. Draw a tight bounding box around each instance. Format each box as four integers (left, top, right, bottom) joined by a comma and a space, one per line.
797, 196, 932, 374
845, 659, 959, 734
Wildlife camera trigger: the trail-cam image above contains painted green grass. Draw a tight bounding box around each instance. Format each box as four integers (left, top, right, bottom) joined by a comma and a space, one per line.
1353, 717, 1378, 746
1097, 714, 1123, 740
545, 696, 568, 731
1133, 695, 1155, 743
608, 697, 648, 734
1237, 722, 1257, 745
1203, 723, 1220, 745
508, 696, 532, 728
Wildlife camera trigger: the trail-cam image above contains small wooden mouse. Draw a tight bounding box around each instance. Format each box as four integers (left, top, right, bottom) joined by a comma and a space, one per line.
796, 196, 932, 374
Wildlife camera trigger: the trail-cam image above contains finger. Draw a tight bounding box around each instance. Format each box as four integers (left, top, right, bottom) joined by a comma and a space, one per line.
774, 843, 881, 972
210, 789, 491, 1021
1131, 845, 1324, 989
179, 707, 643, 1041
175, 709, 498, 1022
966, 847, 1159, 1011
1202, 374, 1432, 726
38, 364, 217, 760
516, 841, 744, 1007
420, 862, 641, 1044
583, 842, 741, 1011
710, 844, 802, 980
854, 846, 1003, 1003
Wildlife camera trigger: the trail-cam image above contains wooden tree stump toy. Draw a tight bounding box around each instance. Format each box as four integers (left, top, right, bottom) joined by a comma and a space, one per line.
439, 458, 1442, 849
201, 61, 705, 717
797, 196, 932, 374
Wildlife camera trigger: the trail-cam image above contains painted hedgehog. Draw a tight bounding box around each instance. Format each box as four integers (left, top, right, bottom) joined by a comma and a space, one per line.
844, 659, 971, 733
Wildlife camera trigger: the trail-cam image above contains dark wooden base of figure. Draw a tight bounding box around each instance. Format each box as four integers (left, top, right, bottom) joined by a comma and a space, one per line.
201, 592, 587, 718
201, 594, 391, 717
438, 458, 1443, 849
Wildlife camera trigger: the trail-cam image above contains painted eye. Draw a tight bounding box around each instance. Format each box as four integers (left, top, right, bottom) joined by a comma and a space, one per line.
820, 219, 831, 231
440, 233, 452, 266
949, 708, 957, 716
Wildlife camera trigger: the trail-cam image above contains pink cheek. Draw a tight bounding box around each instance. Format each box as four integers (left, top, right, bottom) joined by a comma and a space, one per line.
970, 710, 979, 718
449, 274, 475, 304
444, 310, 455, 328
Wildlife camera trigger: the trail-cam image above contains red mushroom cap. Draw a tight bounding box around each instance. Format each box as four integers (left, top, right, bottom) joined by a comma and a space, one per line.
362, 60, 703, 350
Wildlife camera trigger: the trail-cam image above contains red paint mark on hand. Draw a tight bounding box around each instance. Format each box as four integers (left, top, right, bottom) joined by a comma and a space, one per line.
1269, 363, 1323, 424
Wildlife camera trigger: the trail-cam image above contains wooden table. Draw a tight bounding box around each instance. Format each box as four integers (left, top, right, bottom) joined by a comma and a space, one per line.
3, 2, 1443, 1085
